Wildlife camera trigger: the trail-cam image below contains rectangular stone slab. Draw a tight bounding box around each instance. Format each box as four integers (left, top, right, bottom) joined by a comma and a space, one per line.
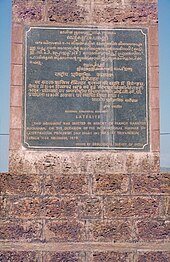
23, 26, 149, 150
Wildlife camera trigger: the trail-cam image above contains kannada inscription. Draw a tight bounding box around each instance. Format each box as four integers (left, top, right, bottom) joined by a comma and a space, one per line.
23, 26, 149, 150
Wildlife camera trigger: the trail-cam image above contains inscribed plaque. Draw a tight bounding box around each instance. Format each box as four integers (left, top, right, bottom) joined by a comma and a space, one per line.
23, 26, 149, 150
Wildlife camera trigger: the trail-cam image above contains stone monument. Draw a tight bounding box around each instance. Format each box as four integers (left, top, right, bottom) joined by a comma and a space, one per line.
0, 0, 169, 261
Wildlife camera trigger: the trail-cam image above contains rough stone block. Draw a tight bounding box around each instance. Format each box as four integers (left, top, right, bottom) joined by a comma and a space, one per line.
12, 23, 23, 44
12, 1, 45, 22
79, 197, 102, 219
92, 2, 158, 25
42, 197, 78, 218
9, 128, 22, 150
131, 173, 170, 194
92, 173, 129, 195
162, 197, 170, 217
47, 1, 90, 23
9, 151, 38, 174
89, 220, 133, 242
149, 25, 159, 45
0, 173, 41, 196
10, 86, 22, 107
0, 197, 7, 218
136, 252, 170, 262
150, 87, 159, 109
150, 67, 159, 88
10, 107, 22, 129
0, 251, 41, 262
150, 108, 160, 130
88, 153, 126, 173
44, 220, 86, 242
9, 129, 22, 150
151, 130, 160, 152
11, 64, 22, 86
43, 252, 85, 262
11, 43, 23, 65
37, 154, 87, 175
44, 174, 88, 195
161, 173, 170, 194
92, 251, 133, 262
136, 220, 170, 241
126, 153, 160, 174
149, 45, 159, 67
8, 197, 42, 218
0, 219, 42, 241
104, 196, 159, 218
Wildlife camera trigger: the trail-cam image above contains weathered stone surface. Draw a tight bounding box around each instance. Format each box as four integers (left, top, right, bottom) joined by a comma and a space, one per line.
126, 153, 160, 174
43, 251, 85, 262
11, 43, 22, 65
92, 3, 158, 24
7, 197, 42, 218
92, 173, 129, 195
92, 251, 132, 262
88, 153, 127, 174
89, 220, 133, 242
131, 173, 170, 194
79, 197, 102, 219
37, 153, 89, 175
11, 64, 22, 86
47, 0, 89, 23
136, 252, 170, 262
44, 174, 88, 195
9, 151, 160, 174
12, 23, 23, 44
6, 197, 78, 219
0, 197, 7, 218
12, 1, 45, 22
0, 251, 41, 262
0, 173, 41, 196
0, 220, 42, 241
44, 220, 86, 242
43, 197, 78, 218
136, 220, 170, 241
162, 197, 170, 217
10, 86, 22, 107
104, 197, 159, 218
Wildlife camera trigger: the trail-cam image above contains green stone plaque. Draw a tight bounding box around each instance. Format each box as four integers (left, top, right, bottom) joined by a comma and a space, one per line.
23, 26, 149, 150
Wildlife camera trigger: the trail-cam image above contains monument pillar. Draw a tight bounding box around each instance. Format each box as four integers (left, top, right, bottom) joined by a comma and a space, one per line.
1, 1, 169, 261
9, 0, 160, 173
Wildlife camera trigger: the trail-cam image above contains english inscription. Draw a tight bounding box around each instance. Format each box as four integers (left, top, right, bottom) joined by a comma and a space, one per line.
24, 26, 149, 150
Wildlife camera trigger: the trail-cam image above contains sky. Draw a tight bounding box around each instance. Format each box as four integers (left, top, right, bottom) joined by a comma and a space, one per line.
0, 0, 170, 171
